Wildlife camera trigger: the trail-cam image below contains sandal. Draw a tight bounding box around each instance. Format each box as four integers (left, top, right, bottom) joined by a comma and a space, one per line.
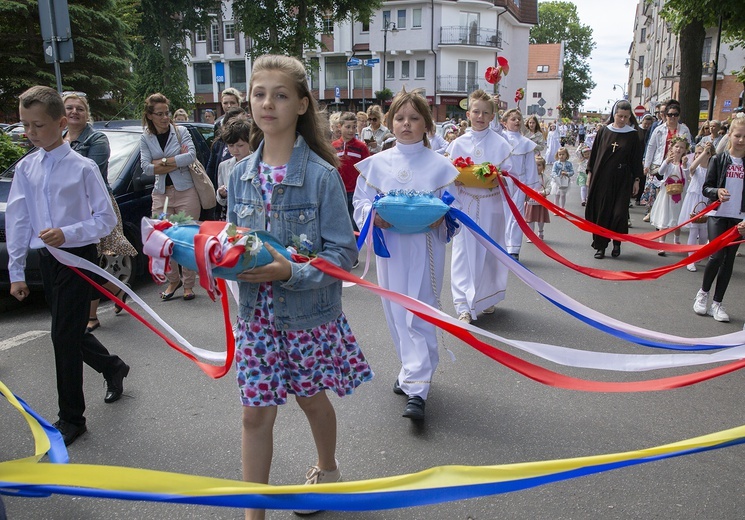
86, 318, 100, 333
183, 290, 196, 301
160, 281, 183, 301
114, 284, 131, 314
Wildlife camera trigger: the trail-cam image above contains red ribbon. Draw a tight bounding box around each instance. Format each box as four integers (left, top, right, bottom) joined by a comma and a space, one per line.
308, 257, 745, 392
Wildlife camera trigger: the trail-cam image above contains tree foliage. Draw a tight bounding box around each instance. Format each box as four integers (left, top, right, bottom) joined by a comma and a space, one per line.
127, 0, 221, 113
660, 0, 744, 131
232, 0, 380, 59
529, 1, 596, 119
0, 0, 133, 119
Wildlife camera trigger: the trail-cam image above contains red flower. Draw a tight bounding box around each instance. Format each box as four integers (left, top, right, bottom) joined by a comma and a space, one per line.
452, 156, 474, 168
497, 56, 510, 76
484, 66, 502, 85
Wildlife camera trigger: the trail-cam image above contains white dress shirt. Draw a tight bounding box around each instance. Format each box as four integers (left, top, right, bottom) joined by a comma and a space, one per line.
6, 142, 115, 282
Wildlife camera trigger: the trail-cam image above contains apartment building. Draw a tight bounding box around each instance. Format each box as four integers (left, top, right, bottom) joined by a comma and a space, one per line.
186, 0, 538, 122
627, 0, 744, 122
526, 43, 564, 123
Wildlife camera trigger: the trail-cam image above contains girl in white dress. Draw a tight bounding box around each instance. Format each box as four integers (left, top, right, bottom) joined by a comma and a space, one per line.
354, 89, 459, 421
495, 109, 539, 260
446, 89, 513, 323
650, 136, 689, 255
677, 142, 713, 271
545, 122, 560, 165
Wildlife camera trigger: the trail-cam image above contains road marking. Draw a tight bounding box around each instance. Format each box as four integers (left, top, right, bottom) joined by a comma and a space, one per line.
0, 330, 49, 351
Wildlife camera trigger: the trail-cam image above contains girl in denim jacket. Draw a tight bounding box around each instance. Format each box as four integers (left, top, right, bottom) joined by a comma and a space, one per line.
226, 55, 372, 520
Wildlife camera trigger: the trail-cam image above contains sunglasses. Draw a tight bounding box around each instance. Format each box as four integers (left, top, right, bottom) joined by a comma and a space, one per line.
61, 91, 87, 98
667, 112, 680, 117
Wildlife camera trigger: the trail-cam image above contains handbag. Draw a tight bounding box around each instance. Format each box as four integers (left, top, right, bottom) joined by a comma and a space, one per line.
175, 126, 217, 210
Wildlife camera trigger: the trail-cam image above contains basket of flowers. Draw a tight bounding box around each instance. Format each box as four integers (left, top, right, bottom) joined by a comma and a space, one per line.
452, 156, 502, 188
665, 175, 684, 195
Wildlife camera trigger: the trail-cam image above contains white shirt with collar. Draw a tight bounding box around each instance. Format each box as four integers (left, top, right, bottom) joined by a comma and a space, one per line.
6, 142, 115, 282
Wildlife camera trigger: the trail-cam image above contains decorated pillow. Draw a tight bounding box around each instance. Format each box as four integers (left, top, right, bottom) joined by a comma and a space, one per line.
373, 190, 450, 234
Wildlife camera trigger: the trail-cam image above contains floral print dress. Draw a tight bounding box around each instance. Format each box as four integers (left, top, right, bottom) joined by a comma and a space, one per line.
235, 162, 373, 407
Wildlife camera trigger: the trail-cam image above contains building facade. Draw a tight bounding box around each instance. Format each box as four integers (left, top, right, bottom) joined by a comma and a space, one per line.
186, 0, 538, 123
526, 43, 564, 123
627, 0, 744, 123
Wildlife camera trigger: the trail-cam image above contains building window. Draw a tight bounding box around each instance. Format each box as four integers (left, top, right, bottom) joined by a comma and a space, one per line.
532, 91, 542, 98
413, 9, 422, 28
536, 65, 549, 73
322, 17, 333, 34
361, 21, 369, 33
353, 56, 372, 90
637, 55, 644, 69
194, 63, 213, 94
224, 22, 235, 40
416, 59, 425, 78
308, 57, 320, 90
210, 23, 220, 54
229, 61, 246, 92
457, 60, 477, 92
635, 82, 642, 98
401, 60, 410, 79
702, 37, 712, 63
324, 56, 346, 89
386, 60, 394, 80
383, 10, 391, 25
640, 27, 646, 42
196, 27, 206, 42
397, 9, 406, 29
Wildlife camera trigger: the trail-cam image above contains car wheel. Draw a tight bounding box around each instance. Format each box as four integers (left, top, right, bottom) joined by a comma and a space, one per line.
100, 252, 135, 285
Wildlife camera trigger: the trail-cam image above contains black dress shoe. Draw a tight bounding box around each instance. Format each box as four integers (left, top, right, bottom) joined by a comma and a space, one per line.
402, 396, 425, 420
594, 249, 605, 259
611, 244, 621, 258
105, 363, 130, 403
393, 379, 405, 395
53, 419, 87, 446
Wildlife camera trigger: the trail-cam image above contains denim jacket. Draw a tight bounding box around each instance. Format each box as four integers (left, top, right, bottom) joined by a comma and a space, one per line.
227, 135, 357, 330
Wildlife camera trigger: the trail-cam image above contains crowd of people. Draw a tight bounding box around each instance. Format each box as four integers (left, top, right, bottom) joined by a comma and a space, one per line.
7, 64, 745, 520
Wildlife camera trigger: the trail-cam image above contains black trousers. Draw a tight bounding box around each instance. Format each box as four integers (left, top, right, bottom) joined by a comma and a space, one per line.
39, 245, 125, 426
701, 216, 742, 303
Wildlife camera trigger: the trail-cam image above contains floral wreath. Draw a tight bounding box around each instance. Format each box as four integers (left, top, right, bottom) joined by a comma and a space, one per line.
669, 135, 689, 149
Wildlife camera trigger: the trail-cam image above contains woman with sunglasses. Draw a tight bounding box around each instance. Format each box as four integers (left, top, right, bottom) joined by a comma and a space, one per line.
360, 105, 388, 154
140, 93, 199, 301
642, 100, 693, 221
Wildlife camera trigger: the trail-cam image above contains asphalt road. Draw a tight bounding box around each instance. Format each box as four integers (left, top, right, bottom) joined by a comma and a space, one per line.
2, 155, 745, 519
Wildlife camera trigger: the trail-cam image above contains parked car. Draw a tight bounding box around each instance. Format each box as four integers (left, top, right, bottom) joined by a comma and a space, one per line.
4, 123, 33, 150
0, 121, 212, 291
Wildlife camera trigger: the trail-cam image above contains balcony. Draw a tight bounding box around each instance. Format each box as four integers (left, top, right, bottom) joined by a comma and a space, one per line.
439, 26, 502, 49
437, 75, 493, 94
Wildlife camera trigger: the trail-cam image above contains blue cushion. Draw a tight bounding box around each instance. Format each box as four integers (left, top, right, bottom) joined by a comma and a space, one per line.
165, 224, 290, 280
373, 191, 450, 234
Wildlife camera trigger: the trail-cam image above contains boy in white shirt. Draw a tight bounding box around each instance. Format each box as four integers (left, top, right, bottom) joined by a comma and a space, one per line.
7, 86, 129, 446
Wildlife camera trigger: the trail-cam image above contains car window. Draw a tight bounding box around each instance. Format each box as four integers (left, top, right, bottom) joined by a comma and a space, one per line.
100, 131, 141, 185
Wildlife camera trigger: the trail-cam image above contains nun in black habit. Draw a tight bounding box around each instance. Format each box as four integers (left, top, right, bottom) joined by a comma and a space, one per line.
584, 100, 644, 259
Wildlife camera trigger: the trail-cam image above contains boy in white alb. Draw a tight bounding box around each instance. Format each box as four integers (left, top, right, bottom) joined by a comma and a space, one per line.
447, 89, 513, 323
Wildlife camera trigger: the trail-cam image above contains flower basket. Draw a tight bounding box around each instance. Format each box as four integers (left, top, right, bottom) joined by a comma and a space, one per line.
452, 157, 501, 188
690, 201, 708, 224
665, 175, 684, 195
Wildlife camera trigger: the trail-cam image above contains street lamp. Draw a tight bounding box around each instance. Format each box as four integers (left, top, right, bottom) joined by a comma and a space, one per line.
382, 20, 398, 96
625, 57, 641, 69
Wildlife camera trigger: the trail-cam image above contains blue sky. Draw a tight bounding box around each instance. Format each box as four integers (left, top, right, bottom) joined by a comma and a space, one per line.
555, 0, 640, 112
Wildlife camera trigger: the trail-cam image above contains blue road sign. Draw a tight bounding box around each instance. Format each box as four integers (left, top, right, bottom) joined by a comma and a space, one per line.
215, 62, 225, 83
365, 58, 380, 64
346, 58, 361, 67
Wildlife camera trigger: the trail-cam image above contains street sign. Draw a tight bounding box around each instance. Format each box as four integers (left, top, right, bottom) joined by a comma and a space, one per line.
215, 62, 225, 83
634, 105, 646, 117
346, 58, 361, 67
335, 86, 340, 104
364, 58, 380, 66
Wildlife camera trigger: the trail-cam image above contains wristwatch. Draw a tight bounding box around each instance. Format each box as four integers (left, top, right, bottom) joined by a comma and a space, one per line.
161, 157, 168, 166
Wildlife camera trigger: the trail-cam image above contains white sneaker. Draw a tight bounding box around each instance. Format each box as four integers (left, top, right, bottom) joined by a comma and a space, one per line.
708, 302, 730, 322
294, 462, 342, 515
686, 264, 697, 272
693, 289, 709, 316
458, 311, 472, 323
482, 305, 496, 315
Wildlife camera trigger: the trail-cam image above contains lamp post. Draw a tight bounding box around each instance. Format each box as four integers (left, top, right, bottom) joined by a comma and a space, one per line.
625, 58, 643, 105
382, 20, 398, 96
612, 83, 627, 99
